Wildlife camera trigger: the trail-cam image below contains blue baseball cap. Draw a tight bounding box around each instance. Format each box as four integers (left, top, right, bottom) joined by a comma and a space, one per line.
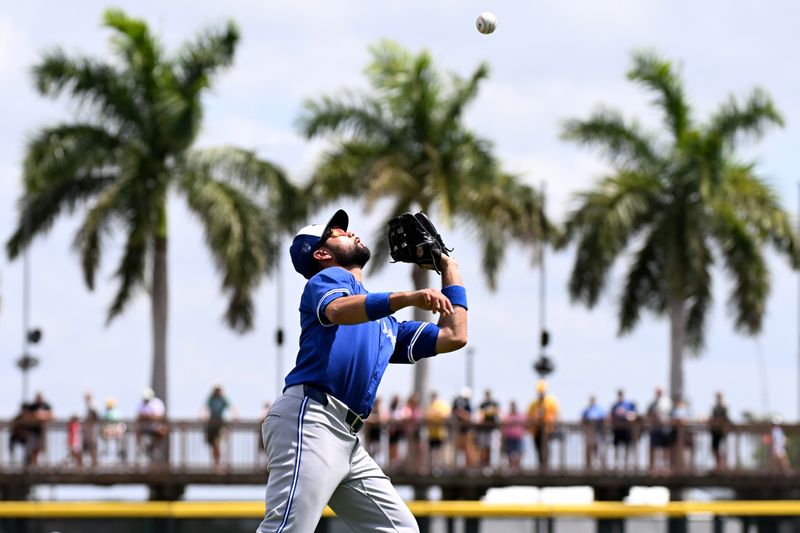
290, 209, 349, 279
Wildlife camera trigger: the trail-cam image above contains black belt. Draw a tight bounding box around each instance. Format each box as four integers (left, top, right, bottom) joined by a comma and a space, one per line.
303, 385, 364, 433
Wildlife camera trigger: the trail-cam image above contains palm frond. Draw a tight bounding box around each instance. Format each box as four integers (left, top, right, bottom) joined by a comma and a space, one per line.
628, 50, 690, 139
477, 224, 505, 290
618, 226, 666, 333
7, 124, 121, 259
182, 146, 303, 233
683, 254, 713, 352
561, 109, 660, 169
718, 164, 800, 267
174, 21, 239, 97
708, 88, 784, 147
32, 51, 140, 129
440, 62, 490, 129
305, 141, 390, 206
566, 172, 660, 307
72, 178, 130, 289
366, 40, 415, 94
711, 202, 769, 335
22, 123, 120, 192
103, 8, 162, 90
299, 95, 392, 142
180, 176, 277, 331
106, 212, 150, 323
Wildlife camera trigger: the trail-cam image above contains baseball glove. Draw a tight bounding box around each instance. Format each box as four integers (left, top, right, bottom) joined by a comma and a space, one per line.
388, 212, 452, 274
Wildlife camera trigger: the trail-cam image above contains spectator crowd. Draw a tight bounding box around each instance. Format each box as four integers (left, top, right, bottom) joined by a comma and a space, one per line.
4, 381, 793, 475
8, 385, 236, 469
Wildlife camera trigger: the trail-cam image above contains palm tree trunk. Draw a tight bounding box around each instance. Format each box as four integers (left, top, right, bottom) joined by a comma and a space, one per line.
412, 266, 430, 407
151, 234, 168, 409
667, 296, 686, 404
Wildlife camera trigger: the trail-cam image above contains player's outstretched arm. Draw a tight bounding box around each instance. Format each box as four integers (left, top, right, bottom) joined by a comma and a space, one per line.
324, 289, 455, 325
434, 255, 468, 353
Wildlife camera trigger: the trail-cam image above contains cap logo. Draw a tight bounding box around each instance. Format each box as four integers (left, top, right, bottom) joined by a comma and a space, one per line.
301, 242, 312, 254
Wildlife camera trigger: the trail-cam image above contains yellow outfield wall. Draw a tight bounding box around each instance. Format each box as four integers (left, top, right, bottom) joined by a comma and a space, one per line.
1, 501, 800, 519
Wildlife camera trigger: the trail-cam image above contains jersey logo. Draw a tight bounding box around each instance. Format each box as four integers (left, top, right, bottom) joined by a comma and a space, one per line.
381, 319, 396, 348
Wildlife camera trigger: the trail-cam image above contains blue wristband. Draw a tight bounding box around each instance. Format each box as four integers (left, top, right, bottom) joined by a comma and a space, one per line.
365, 292, 393, 320
442, 285, 468, 310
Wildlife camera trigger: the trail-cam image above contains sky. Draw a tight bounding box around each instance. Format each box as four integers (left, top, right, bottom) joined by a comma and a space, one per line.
1, 1, 799, 426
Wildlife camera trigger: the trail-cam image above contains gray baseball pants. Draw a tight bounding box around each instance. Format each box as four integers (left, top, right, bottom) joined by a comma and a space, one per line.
257, 385, 418, 533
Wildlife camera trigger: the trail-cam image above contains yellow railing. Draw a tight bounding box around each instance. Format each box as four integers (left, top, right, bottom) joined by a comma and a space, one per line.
1, 500, 800, 518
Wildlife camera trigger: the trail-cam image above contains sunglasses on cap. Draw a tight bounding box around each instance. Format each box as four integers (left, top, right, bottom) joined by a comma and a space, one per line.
325, 227, 348, 239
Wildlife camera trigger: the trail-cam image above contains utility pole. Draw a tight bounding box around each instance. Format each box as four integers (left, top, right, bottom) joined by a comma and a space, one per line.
22, 246, 31, 402
465, 347, 475, 391
534, 182, 554, 378
275, 250, 285, 400
18, 241, 42, 402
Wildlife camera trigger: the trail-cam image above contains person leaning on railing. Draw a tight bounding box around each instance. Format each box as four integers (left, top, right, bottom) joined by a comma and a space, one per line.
387, 394, 405, 469
581, 395, 606, 470
670, 399, 692, 471
501, 400, 525, 472
100, 396, 127, 462
201, 384, 238, 471
527, 380, 560, 471
425, 391, 452, 471
9, 404, 29, 465
708, 391, 730, 471
135, 388, 168, 462
402, 392, 425, 473
452, 387, 478, 468
24, 392, 53, 467
609, 389, 637, 470
477, 389, 500, 469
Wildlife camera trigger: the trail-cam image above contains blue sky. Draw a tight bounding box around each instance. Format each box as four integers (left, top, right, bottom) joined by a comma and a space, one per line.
1, 1, 799, 424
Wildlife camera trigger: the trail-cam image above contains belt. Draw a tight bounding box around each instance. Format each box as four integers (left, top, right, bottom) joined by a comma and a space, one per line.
303, 385, 364, 433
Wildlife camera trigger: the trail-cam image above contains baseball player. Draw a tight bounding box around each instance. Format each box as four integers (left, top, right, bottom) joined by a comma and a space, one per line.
257, 209, 468, 532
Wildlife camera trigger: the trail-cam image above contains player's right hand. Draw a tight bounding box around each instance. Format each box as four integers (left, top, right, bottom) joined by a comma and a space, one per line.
412, 288, 454, 316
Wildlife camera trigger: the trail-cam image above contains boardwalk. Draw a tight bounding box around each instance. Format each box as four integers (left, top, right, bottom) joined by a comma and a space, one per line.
1, 419, 798, 500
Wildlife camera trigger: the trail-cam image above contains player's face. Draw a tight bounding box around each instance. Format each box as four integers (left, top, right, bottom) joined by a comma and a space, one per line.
322, 227, 371, 268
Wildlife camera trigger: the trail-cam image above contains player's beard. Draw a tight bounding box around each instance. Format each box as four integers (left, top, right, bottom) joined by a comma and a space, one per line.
331, 242, 371, 269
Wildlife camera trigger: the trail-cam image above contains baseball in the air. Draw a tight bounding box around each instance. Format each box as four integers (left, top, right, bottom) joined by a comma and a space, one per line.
476, 12, 497, 34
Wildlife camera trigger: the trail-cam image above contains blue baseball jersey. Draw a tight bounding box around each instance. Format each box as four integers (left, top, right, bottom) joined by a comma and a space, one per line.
283, 267, 441, 416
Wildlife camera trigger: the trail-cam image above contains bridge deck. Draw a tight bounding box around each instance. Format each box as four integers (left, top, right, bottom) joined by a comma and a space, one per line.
1, 419, 797, 498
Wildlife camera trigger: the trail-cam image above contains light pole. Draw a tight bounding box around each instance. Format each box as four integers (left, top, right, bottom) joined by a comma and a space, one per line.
465, 347, 475, 391
21, 246, 31, 401
275, 250, 285, 400
17, 243, 42, 402
533, 182, 554, 378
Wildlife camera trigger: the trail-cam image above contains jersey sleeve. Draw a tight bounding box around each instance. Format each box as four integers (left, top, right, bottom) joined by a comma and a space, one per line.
390, 320, 441, 364
304, 268, 355, 326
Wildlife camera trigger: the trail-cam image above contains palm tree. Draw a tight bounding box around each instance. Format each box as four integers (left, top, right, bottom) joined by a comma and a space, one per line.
298, 40, 552, 403
6, 9, 302, 405
561, 51, 798, 403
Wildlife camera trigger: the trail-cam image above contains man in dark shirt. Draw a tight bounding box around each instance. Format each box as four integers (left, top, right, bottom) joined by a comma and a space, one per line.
24, 392, 53, 466
709, 391, 730, 470
477, 389, 500, 468
82, 392, 100, 467
609, 389, 637, 470
9, 403, 29, 464
453, 387, 478, 468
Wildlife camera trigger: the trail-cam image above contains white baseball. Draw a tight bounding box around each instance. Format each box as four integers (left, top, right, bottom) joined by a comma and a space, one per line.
476, 12, 497, 35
